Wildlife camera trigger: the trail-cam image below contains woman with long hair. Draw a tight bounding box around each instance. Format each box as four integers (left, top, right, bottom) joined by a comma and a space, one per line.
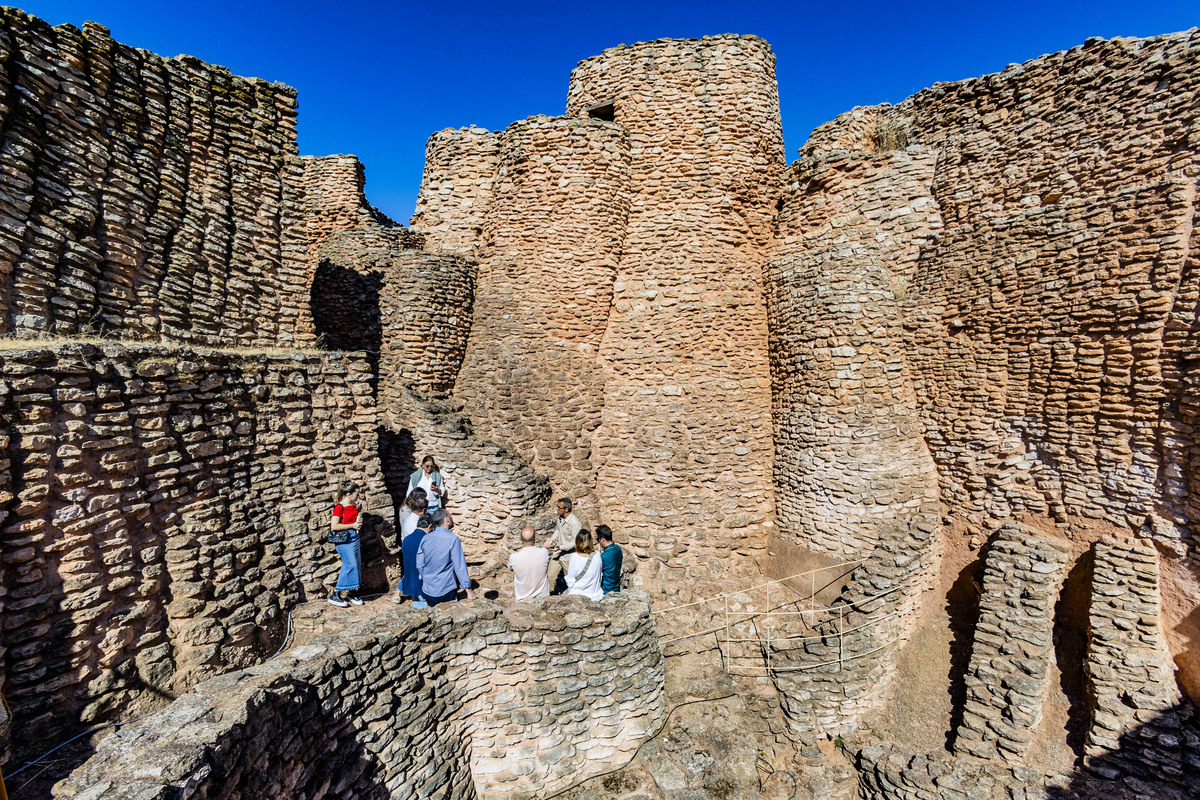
329, 481, 365, 608
565, 529, 603, 601
408, 455, 446, 512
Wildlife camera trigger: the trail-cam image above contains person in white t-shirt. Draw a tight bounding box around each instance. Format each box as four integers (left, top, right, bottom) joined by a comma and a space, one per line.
394, 489, 429, 603
565, 529, 603, 601
507, 526, 550, 601
408, 455, 446, 512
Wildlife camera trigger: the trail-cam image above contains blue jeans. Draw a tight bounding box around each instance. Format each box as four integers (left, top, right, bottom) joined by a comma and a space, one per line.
422, 590, 458, 607
335, 533, 361, 591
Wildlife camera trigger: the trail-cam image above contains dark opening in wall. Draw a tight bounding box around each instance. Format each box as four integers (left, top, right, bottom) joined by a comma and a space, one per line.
310, 261, 382, 356
1055, 548, 1094, 759
946, 552, 985, 751
586, 100, 616, 122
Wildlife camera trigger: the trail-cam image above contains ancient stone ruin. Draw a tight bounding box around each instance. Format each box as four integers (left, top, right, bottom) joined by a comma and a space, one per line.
0, 6, 1197, 798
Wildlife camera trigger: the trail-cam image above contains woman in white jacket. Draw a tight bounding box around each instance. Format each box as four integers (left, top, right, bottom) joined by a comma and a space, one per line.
565, 529, 603, 601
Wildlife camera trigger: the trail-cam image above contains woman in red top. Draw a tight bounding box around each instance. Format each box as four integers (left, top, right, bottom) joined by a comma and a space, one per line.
329, 482, 365, 607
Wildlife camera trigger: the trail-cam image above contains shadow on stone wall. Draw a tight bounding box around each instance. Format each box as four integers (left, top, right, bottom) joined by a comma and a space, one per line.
310, 260, 383, 361
945, 556, 983, 751
1054, 550, 1094, 759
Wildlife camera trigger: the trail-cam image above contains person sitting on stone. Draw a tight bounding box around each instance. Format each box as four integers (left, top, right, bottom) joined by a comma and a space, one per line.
409, 455, 447, 513
543, 497, 581, 593
508, 525, 550, 601
416, 509, 476, 607
395, 500, 431, 606
565, 529, 603, 601
596, 524, 623, 595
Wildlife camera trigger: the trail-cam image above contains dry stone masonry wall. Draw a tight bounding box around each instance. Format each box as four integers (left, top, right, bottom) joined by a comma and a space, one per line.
564, 36, 784, 577
0, 10, 309, 346
451, 116, 630, 516
0, 343, 386, 755
953, 526, 1070, 761
1085, 536, 1197, 788
791, 31, 1200, 548
55, 594, 667, 800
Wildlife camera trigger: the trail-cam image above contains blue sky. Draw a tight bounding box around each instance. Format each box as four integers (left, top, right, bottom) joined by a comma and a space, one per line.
19, 1, 1200, 223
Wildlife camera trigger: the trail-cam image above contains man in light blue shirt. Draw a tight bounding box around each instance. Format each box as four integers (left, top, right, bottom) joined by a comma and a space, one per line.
415, 509, 476, 606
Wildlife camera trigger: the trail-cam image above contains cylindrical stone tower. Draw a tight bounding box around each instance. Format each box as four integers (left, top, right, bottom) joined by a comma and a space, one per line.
565, 35, 786, 579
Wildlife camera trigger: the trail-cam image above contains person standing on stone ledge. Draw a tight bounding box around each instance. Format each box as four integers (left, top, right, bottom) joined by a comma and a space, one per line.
416, 509, 476, 606
596, 525, 623, 595
565, 529, 603, 601
328, 481, 365, 608
393, 490, 429, 605
409, 455, 447, 513
508, 526, 550, 601
544, 497, 582, 593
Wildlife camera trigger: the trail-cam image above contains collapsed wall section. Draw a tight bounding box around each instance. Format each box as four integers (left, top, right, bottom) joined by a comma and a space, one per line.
565, 35, 784, 578
0, 343, 387, 756
0, 10, 307, 346
56, 594, 668, 800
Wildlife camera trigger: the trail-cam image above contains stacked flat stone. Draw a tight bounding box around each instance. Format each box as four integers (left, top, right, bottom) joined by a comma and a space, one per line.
448, 116, 631, 520
564, 36, 783, 582
769, 503, 939, 742
410, 125, 500, 259
857, 745, 1145, 800
1084, 535, 1193, 788
788, 30, 1200, 554
0, 11, 307, 346
0, 343, 386, 752
954, 526, 1070, 760
54, 593, 667, 800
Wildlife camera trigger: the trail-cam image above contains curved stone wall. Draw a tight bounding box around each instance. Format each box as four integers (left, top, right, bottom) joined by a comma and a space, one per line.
0, 343, 387, 756
451, 115, 631, 513
410, 125, 500, 258
0, 10, 306, 346
55, 593, 667, 800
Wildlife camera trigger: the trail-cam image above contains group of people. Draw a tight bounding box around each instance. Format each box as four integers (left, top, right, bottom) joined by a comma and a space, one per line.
507, 497, 623, 602
327, 456, 623, 608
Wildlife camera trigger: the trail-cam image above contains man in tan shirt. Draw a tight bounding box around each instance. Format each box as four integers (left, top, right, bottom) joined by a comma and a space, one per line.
543, 497, 581, 592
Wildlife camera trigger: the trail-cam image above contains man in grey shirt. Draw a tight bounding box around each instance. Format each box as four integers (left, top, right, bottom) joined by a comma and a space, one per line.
543, 497, 581, 592
508, 526, 550, 601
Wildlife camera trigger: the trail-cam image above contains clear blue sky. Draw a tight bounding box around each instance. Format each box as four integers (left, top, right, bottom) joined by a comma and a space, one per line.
18, 1, 1200, 223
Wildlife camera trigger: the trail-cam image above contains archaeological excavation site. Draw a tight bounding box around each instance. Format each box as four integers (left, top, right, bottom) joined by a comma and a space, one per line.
0, 5, 1197, 799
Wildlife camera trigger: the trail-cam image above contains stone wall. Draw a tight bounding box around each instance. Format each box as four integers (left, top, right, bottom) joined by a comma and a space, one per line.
953, 527, 1070, 760
0, 343, 387, 755
410, 126, 499, 258
1085, 536, 1194, 786
55, 593, 667, 800
765, 149, 942, 559
790, 31, 1200, 551
565, 36, 784, 578
451, 116, 630, 516
0, 9, 309, 346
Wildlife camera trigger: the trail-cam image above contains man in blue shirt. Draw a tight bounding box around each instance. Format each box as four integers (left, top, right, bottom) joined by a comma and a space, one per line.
596, 525, 623, 594
416, 509, 476, 606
